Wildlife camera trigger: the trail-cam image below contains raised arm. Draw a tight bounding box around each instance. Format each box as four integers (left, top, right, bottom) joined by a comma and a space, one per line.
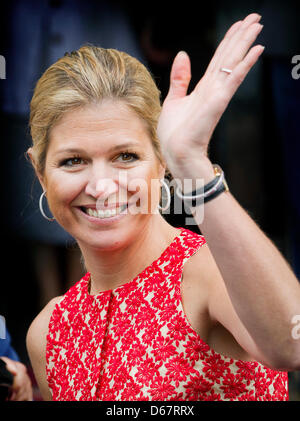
157, 13, 300, 370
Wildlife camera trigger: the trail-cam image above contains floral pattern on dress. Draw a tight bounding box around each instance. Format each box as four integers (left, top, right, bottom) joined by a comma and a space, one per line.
46, 227, 288, 401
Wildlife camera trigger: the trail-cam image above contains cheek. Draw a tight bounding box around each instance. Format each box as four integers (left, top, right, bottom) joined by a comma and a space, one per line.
46, 173, 84, 216
125, 164, 160, 213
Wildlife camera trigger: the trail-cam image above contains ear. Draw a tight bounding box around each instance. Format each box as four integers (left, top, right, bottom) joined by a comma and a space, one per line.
26, 147, 47, 192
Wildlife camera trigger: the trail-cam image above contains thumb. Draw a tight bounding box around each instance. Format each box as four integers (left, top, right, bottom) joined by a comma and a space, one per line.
0, 357, 18, 376
166, 51, 191, 101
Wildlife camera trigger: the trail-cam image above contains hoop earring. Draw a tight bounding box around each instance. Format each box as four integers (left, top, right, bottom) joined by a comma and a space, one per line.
157, 178, 171, 212
39, 191, 55, 221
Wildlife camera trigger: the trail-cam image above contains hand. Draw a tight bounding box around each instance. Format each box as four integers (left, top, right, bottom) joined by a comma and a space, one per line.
157, 13, 264, 179
0, 357, 33, 401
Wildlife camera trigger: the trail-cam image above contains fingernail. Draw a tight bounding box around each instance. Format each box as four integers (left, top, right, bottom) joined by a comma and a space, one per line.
177, 51, 188, 57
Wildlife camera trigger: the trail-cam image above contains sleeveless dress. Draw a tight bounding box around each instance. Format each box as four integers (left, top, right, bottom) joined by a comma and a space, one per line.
46, 227, 288, 401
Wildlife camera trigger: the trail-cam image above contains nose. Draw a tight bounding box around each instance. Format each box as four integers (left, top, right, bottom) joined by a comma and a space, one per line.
85, 165, 119, 203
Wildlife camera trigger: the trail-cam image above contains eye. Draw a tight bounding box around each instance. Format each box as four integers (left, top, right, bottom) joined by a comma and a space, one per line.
60, 156, 84, 167
116, 152, 139, 163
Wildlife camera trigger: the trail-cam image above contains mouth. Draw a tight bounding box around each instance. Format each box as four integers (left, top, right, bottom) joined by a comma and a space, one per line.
79, 203, 128, 219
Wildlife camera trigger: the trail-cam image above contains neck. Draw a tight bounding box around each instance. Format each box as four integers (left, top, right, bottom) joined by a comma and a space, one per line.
78, 216, 180, 294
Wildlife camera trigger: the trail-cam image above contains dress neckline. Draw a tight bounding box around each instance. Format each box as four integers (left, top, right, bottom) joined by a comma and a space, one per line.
84, 227, 186, 298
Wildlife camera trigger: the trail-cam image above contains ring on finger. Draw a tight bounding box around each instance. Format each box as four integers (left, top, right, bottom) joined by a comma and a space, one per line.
220, 67, 233, 74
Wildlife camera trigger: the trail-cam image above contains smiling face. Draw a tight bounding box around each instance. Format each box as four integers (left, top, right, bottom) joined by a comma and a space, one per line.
35, 100, 165, 250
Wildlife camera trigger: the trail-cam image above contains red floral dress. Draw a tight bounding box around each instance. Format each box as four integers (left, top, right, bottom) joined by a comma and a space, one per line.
46, 227, 288, 401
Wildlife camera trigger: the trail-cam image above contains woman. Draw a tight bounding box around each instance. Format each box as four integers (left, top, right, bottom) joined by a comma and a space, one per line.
26, 13, 300, 401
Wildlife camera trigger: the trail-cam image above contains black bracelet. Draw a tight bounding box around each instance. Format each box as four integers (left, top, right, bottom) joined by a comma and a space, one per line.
204, 182, 227, 203
186, 182, 227, 207
182, 164, 222, 196
175, 164, 229, 206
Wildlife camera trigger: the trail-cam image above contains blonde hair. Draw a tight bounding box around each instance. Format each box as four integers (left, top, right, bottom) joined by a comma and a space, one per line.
29, 44, 168, 176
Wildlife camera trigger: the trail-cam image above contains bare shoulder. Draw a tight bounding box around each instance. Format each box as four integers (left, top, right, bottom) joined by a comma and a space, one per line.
183, 240, 217, 287
26, 296, 63, 401
27, 296, 63, 346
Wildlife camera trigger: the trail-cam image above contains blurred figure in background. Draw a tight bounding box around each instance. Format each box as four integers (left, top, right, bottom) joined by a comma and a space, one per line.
0, 327, 32, 401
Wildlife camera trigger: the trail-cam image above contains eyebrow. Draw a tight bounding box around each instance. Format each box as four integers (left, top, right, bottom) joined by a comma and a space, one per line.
55, 142, 141, 156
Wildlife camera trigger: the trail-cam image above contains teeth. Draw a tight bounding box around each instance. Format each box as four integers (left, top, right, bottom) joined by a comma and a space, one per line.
85, 204, 127, 219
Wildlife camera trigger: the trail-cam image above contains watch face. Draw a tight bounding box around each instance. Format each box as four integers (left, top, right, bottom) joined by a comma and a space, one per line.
213, 164, 222, 176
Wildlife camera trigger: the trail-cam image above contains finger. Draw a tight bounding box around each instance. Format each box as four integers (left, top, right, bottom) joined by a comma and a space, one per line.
14, 389, 27, 401
206, 20, 243, 74
224, 44, 265, 96
9, 390, 16, 401
27, 386, 33, 401
218, 22, 263, 78
165, 51, 191, 101
10, 390, 20, 401
10, 382, 31, 401
216, 14, 263, 76
207, 13, 262, 75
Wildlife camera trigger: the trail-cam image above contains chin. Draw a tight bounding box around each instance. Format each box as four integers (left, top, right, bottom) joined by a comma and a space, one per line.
84, 237, 125, 252
72, 227, 122, 250
74, 220, 143, 252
